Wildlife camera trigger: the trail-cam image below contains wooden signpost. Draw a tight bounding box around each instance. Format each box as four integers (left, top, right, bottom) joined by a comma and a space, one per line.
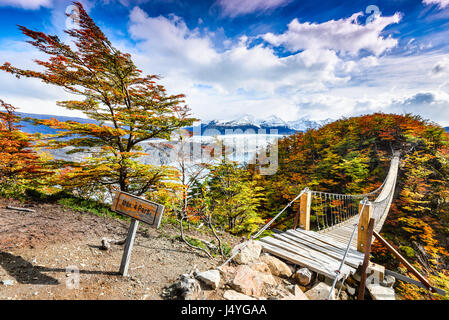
111, 191, 165, 276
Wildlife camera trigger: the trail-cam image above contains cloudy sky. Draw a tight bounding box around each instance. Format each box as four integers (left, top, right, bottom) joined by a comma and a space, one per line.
1, 0, 449, 125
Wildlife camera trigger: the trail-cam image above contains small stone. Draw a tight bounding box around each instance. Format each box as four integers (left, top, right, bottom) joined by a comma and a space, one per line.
196, 270, 221, 289
260, 255, 292, 278
283, 285, 308, 300
223, 290, 256, 300
305, 282, 334, 300
1, 280, 14, 286
295, 268, 312, 286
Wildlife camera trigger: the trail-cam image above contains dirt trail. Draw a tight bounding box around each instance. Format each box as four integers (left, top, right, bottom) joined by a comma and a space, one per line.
0, 198, 234, 300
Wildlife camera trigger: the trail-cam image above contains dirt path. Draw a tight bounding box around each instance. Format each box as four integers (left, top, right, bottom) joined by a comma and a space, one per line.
0, 198, 236, 300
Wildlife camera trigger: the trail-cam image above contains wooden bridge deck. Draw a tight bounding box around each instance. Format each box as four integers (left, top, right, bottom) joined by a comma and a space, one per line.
256, 228, 364, 279
256, 153, 400, 280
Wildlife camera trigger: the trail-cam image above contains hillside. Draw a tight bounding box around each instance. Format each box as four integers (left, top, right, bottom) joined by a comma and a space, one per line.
0, 196, 238, 300
254, 113, 449, 299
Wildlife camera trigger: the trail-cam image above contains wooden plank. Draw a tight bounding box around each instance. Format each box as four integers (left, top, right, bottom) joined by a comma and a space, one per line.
299, 191, 311, 230
358, 218, 376, 300
287, 232, 361, 264
256, 240, 341, 279
273, 233, 361, 268
276, 232, 361, 265
119, 218, 139, 276
357, 200, 372, 252
299, 229, 355, 249
112, 191, 165, 228
288, 229, 364, 260
260, 237, 355, 276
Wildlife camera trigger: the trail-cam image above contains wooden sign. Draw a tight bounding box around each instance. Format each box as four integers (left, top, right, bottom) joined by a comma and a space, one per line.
111, 191, 165, 276
111, 191, 164, 228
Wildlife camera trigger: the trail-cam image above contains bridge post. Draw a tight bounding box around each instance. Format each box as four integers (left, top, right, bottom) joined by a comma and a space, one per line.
298, 189, 312, 231
357, 199, 373, 252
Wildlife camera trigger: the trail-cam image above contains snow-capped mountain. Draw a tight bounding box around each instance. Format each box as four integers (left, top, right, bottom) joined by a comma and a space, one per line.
194, 114, 332, 135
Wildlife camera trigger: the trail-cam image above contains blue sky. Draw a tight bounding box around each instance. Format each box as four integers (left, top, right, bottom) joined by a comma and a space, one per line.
1, 0, 449, 125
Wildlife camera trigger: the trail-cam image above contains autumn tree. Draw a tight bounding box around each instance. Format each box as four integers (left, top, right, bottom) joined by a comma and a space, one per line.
204, 155, 265, 235
0, 2, 195, 197
0, 99, 47, 195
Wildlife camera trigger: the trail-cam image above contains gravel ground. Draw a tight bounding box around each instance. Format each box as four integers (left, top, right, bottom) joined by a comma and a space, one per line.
0, 198, 238, 300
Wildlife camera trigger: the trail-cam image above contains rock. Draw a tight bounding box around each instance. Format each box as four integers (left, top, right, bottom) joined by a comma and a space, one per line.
249, 261, 271, 274
100, 238, 111, 250
223, 290, 256, 300
218, 265, 237, 284
367, 283, 395, 300
260, 255, 292, 278
231, 240, 262, 265
231, 265, 263, 297
381, 275, 396, 288
196, 270, 221, 289
230, 265, 277, 298
339, 291, 349, 300
295, 268, 312, 286
1, 280, 14, 286
305, 282, 334, 300
324, 277, 346, 291
284, 285, 309, 300
175, 274, 202, 300
346, 285, 356, 296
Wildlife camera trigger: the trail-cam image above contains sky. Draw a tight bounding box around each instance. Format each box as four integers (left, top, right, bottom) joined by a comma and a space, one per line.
1, 1, 449, 126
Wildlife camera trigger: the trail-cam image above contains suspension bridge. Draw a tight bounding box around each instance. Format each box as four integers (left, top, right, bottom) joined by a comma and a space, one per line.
222, 150, 443, 298
255, 151, 401, 284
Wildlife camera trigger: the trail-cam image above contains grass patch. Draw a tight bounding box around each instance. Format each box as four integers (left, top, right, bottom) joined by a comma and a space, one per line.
57, 196, 125, 220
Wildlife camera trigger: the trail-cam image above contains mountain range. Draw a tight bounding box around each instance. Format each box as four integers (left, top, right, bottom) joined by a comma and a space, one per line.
16, 112, 332, 136
13, 112, 449, 136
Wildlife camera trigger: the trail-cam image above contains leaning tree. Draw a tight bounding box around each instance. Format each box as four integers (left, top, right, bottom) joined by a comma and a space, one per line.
0, 2, 196, 197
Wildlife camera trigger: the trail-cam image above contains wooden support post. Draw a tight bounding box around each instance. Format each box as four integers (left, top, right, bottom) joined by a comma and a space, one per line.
357, 200, 372, 253
298, 190, 311, 231
373, 230, 435, 293
358, 218, 376, 300
119, 218, 139, 276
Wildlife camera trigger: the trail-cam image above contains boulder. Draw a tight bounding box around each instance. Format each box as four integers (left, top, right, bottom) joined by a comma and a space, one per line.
218, 265, 237, 284
231, 265, 264, 297
195, 270, 221, 289
305, 282, 334, 300
223, 290, 256, 300
249, 261, 271, 274
295, 268, 312, 286
231, 240, 262, 265
367, 283, 395, 300
260, 255, 292, 278
230, 265, 277, 298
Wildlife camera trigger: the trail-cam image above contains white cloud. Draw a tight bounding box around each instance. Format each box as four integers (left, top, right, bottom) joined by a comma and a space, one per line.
0, 0, 52, 9
262, 12, 401, 56
423, 0, 449, 9
213, 0, 292, 18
